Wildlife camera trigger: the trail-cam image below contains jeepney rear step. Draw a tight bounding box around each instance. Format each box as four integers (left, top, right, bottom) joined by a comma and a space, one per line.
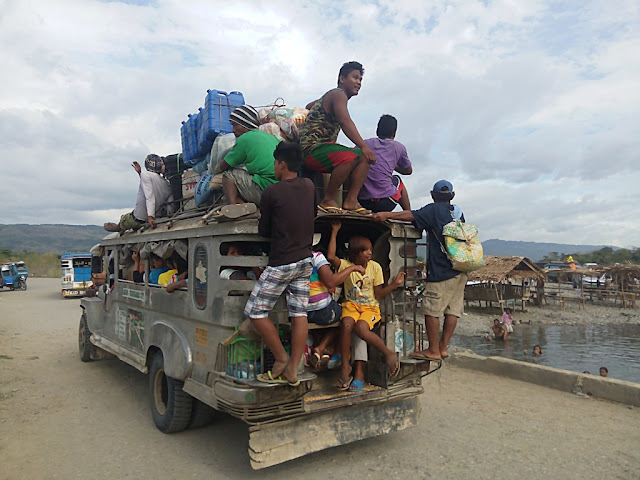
304, 384, 386, 412
230, 371, 317, 388
248, 395, 420, 469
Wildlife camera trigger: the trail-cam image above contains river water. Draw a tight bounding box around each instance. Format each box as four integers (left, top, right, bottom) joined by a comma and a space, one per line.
452, 323, 640, 384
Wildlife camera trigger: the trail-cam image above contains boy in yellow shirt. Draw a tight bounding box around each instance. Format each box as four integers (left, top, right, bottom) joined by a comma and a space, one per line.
327, 221, 404, 391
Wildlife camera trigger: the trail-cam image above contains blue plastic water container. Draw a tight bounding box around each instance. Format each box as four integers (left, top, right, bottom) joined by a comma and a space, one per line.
200, 90, 245, 148
195, 106, 209, 158
181, 112, 200, 164
180, 120, 191, 162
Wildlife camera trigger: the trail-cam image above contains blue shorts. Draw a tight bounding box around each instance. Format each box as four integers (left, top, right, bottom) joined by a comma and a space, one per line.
308, 300, 342, 325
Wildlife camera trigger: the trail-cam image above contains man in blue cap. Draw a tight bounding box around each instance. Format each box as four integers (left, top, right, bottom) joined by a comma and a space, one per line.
373, 179, 466, 361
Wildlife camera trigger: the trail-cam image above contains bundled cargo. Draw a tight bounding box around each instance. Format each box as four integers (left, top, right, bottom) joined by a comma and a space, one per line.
199, 90, 244, 149
181, 89, 245, 165
163, 153, 188, 206
258, 104, 308, 141
180, 112, 200, 165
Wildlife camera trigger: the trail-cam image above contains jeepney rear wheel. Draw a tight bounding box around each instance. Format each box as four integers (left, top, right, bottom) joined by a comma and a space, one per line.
79, 312, 96, 362
188, 398, 216, 429
149, 351, 192, 433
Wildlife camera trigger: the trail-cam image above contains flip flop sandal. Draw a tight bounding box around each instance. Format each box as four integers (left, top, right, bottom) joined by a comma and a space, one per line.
343, 207, 372, 216
257, 372, 288, 384
410, 351, 442, 362
317, 205, 344, 214
257, 371, 300, 387
309, 352, 322, 368
349, 379, 365, 392
320, 354, 331, 367
220, 203, 257, 219
336, 375, 353, 391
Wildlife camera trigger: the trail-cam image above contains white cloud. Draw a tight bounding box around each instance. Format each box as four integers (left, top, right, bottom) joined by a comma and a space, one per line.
1, 0, 639, 247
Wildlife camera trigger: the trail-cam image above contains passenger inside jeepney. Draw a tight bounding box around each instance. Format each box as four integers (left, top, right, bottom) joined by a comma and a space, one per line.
148, 253, 169, 284
219, 242, 263, 281
165, 253, 189, 292
159, 252, 188, 285
307, 244, 367, 369
327, 221, 404, 392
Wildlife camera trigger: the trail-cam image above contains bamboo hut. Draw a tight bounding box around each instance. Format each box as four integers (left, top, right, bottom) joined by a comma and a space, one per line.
465, 256, 546, 311
600, 264, 640, 308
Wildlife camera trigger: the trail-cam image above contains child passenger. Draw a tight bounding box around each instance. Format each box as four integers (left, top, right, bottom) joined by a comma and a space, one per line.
327, 221, 404, 391
307, 247, 366, 368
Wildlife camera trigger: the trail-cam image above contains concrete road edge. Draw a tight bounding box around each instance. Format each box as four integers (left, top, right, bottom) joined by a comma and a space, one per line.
448, 351, 640, 407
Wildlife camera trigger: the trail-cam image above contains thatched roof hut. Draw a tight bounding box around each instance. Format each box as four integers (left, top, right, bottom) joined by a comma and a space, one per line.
465, 256, 546, 311
467, 256, 546, 283
602, 264, 640, 279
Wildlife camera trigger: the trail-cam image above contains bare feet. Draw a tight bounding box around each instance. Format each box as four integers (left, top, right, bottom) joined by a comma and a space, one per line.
439, 341, 449, 359
386, 352, 400, 377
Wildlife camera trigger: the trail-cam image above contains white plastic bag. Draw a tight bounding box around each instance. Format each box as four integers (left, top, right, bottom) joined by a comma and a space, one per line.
208, 133, 236, 174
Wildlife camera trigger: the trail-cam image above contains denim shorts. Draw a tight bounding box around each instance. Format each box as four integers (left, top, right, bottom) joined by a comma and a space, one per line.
307, 300, 342, 325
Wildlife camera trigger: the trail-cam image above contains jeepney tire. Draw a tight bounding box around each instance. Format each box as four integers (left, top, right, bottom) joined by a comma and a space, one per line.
79, 312, 96, 362
188, 399, 216, 429
149, 351, 192, 434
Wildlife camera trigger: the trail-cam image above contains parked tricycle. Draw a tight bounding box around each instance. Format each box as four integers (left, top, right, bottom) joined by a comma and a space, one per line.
0, 263, 28, 291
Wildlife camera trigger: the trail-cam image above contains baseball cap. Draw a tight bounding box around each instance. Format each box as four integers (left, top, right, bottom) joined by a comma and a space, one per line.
432, 179, 454, 194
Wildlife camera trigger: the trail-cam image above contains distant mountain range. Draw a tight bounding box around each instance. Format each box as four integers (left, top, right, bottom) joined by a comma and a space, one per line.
0, 224, 106, 254
481, 239, 617, 262
0, 224, 617, 261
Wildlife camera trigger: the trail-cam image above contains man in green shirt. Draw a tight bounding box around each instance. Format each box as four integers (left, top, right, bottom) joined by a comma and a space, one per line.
217, 105, 279, 206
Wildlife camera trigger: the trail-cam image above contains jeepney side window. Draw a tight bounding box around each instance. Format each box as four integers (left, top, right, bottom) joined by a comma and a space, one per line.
106, 249, 115, 288
193, 244, 208, 309
218, 241, 267, 283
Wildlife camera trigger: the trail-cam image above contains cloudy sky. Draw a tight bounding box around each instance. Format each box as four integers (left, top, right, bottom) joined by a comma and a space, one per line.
1, 0, 639, 247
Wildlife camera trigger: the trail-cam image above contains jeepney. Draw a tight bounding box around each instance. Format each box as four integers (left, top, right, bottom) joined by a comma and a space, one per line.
61, 252, 93, 297
79, 208, 435, 469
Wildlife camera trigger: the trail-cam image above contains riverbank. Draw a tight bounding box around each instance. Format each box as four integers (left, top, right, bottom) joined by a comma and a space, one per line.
456, 302, 640, 337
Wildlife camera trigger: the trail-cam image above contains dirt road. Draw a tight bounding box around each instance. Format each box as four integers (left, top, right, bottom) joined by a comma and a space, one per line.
1, 279, 638, 480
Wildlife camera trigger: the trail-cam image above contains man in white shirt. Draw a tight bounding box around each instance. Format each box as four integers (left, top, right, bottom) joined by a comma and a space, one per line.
104, 154, 174, 233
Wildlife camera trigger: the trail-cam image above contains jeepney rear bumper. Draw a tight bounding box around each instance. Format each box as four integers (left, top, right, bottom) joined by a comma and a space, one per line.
248, 395, 421, 469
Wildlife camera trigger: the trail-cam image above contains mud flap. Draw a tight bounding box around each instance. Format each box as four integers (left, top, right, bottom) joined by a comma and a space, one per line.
248, 396, 420, 469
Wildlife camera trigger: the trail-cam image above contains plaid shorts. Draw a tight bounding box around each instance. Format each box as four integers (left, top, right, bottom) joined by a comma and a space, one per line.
244, 258, 313, 319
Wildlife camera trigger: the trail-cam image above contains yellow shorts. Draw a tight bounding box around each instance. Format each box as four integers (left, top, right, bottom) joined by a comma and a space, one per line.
340, 301, 381, 330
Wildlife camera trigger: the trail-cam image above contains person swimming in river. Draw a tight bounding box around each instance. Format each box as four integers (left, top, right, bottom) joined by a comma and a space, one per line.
487, 319, 506, 342
524, 345, 542, 356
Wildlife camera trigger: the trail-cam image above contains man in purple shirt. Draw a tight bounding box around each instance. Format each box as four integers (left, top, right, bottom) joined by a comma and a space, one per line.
358, 115, 412, 212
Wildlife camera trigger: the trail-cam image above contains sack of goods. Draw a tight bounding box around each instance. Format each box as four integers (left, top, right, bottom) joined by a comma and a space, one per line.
441, 220, 484, 272
258, 104, 308, 141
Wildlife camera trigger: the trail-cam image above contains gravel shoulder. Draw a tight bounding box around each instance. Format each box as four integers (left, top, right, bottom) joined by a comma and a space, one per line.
1, 278, 638, 480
